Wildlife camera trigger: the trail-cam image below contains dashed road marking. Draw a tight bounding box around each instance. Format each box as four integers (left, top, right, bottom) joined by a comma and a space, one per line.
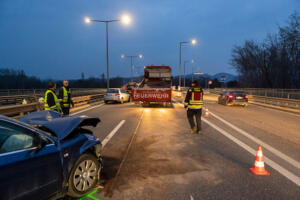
70, 103, 104, 116
176, 101, 300, 186
102, 120, 126, 148
203, 118, 300, 186
209, 111, 300, 170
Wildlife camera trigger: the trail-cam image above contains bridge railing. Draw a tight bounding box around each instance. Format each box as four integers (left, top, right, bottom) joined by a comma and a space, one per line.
0, 93, 105, 118
209, 88, 300, 100
207, 88, 300, 110
0, 88, 106, 106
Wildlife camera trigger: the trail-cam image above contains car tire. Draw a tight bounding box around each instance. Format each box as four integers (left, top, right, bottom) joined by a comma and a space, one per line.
67, 153, 100, 198
104, 100, 108, 104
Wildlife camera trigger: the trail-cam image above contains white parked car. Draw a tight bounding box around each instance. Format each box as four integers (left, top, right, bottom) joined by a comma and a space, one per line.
104, 88, 130, 104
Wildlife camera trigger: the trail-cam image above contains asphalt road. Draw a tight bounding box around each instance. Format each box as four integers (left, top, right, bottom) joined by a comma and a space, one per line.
66, 94, 300, 200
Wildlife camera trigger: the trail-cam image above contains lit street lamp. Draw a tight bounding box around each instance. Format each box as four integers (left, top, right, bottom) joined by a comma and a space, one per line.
121, 54, 143, 82
84, 14, 131, 89
183, 59, 194, 88
178, 39, 196, 87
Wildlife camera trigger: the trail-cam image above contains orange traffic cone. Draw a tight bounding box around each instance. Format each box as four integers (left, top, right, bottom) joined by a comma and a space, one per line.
250, 145, 270, 175
204, 108, 209, 118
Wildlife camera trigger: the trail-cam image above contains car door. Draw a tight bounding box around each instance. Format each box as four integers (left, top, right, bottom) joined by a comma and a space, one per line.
0, 120, 63, 200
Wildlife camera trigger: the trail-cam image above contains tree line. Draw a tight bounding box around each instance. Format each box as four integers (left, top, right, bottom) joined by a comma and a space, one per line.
0, 67, 229, 89
0, 68, 129, 89
231, 12, 300, 88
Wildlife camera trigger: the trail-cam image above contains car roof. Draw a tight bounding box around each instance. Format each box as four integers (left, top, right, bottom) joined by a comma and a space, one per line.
223, 90, 245, 93
0, 115, 37, 133
228, 90, 246, 93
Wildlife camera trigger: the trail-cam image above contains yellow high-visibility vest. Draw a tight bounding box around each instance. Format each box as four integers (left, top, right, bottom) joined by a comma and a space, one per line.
44, 90, 61, 112
60, 86, 71, 107
185, 87, 203, 108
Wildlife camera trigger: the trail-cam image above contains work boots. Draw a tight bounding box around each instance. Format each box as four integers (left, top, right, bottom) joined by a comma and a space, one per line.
190, 127, 197, 134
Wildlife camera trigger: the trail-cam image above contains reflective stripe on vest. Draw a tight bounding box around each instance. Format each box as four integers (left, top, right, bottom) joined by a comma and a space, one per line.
188, 87, 203, 108
44, 90, 61, 111
62, 86, 71, 107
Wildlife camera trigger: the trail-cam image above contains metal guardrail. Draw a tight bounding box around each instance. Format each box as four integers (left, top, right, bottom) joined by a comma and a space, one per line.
249, 95, 300, 109
0, 88, 106, 105
0, 94, 105, 118
207, 89, 300, 110
210, 88, 300, 100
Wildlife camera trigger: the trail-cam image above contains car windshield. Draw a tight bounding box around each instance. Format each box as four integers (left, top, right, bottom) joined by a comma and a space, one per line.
107, 89, 119, 93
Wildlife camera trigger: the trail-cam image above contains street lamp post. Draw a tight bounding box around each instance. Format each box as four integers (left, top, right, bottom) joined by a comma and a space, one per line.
85, 15, 131, 90
178, 39, 196, 87
121, 54, 143, 82
183, 59, 194, 88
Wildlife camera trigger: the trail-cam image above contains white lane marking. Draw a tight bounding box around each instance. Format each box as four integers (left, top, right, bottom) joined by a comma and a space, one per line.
176, 101, 300, 185
203, 118, 300, 187
102, 120, 126, 148
190, 195, 194, 200
70, 103, 104, 116
209, 111, 300, 170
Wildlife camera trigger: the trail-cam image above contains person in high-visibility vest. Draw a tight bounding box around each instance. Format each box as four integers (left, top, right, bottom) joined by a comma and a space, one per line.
58, 80, 74, 115
184, 80, 204, 134
44, 81, 62, 113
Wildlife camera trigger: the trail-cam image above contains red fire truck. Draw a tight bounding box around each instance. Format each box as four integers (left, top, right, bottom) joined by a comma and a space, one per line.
131, 66, 172, 106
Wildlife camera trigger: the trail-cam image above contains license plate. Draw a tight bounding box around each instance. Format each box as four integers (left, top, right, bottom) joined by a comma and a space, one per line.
236, 96, 243, 99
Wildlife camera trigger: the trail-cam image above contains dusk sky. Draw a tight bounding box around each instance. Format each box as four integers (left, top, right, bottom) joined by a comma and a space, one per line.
0, 0, 299, 80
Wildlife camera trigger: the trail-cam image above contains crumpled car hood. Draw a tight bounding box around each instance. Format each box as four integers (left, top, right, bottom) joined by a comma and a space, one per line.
19, 110, 100, 140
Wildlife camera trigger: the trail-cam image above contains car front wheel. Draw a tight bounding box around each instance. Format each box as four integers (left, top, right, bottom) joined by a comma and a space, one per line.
67, 153, 100, 198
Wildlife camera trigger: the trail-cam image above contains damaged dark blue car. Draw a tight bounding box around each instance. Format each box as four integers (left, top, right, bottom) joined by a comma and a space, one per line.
0, 111, 103, 200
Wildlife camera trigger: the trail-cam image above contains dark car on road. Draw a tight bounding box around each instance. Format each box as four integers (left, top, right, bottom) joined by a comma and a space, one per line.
0, 111, 103, 200
218, 90, 248, 106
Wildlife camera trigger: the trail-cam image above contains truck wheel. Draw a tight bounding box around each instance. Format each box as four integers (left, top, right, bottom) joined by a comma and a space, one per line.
67, 153, 100, 198
104, 100, 108, 104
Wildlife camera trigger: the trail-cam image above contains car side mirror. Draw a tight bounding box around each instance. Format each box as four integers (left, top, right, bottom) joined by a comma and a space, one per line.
37, 137, 48, 151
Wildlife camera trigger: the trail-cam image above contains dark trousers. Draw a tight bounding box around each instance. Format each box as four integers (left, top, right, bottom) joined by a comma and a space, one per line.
187, 109, 202, 131
62, 107, 70, 115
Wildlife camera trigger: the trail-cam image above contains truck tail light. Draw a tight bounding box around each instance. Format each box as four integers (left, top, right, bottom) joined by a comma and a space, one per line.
114, 94, 120, 96
228, 94, 234, 99
245, 95, 248, 99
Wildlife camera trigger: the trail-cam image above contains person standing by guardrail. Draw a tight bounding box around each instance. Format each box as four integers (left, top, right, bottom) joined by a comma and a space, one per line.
184, 80, 204, 134
58, 80, 74, 115
44, 81, 62, 113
